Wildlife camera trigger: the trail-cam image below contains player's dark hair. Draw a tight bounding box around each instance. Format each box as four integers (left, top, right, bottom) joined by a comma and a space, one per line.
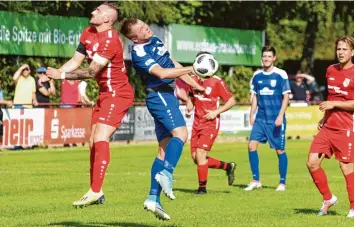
335, 35, 354, 50
102, 2, 120, 21
120, 17, 139, 38
196, 51, 211, 57
261, 46, 276, 56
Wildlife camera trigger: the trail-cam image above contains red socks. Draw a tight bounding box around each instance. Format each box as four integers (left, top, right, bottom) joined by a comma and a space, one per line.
310, 168, 332, 200
345, 172, 354, 209
90, 145, 95, 185
91, 141, 110, 193
207, 156, 228, 170
198, 163, 208, 188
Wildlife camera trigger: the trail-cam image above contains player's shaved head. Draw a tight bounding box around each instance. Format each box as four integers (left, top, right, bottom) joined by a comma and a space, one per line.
101, 2, 119, 24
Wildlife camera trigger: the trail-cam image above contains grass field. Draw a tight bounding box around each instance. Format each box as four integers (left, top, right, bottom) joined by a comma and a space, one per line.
0, 140, 353, 227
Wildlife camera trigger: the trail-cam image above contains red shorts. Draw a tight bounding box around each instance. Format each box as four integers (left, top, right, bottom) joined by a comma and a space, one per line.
190, 127, 219, 153
309, 126, 354, 163
91, 90, 134, 128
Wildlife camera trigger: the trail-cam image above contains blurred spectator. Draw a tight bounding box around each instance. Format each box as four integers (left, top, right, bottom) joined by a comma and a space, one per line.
35, 66, 56, 108
13, 64, 38, 108
60, 80, 80, 108
0, 81, 13, 148
290, 72, 316, 102
78, 81, 94, 107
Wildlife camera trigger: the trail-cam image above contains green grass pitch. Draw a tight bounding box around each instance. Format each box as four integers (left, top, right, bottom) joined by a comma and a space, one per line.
0, 140, 353, 227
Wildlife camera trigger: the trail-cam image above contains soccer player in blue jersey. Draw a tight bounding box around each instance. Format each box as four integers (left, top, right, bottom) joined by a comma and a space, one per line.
120, 18, 204, 220
245, 46, 291, 192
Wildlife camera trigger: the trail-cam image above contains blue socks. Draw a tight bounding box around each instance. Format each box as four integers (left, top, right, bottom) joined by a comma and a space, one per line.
149, 158, 164, 202
248, 150, 260, 181
278, 152, 288, 185
163, 137, 184, 174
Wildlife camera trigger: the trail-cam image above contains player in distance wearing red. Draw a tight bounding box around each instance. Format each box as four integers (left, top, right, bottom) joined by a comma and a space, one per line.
186, 52, 237, 194
307, 36, 354, 217
40, 3, 134, 207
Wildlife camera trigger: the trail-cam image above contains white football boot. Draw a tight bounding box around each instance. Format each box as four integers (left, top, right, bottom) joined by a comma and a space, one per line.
244, 181, 262, 191
72, 189, 105, 208
275, 184, 286, 192
347, 209, 354, 218
317, 195, 338, 216
155, 171, 176, 200
143, 199, 171, 221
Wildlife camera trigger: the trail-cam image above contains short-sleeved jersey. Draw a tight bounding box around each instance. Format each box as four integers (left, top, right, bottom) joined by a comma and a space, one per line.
79, 26, 129, 94
251, 67, 291, 124
190, 75, 233, 130
131, 36, 175, 89
324, 64, 354, 131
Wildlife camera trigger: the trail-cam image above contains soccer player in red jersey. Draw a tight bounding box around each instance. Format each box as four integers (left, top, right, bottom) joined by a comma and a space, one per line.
41, 3, 134, 207
186, 52, 237, 194
307, 36, 354, 217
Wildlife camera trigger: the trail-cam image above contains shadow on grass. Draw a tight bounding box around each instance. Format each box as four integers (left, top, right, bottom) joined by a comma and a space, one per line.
48, 221, 179, 227
174, 188, 231, 194
232, 184, 275, 190
293, 208, 338, 216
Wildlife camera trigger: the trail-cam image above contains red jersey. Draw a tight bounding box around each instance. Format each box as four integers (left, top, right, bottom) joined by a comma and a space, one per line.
80, 26, 129, 95
190, 75, 233, 130
61, 80, 79, 105
324, 64, 354, 131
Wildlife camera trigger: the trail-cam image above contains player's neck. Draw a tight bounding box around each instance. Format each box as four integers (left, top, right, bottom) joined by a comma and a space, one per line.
339, 61, 354, 70
263, 65, 274, 72
94, 24, 112, 33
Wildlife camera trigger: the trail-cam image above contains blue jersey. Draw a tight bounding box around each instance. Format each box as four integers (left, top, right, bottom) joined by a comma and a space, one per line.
250, 67, 291, 124
132, 36, 175, 89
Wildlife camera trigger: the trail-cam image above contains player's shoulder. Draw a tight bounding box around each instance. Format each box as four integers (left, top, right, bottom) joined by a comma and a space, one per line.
273, 67, 288, 79
327, 63, 340, 72
132, 41, 152, 58
252, 69, 263, 79
211, 75, 227, 84
82, 26, 96, 35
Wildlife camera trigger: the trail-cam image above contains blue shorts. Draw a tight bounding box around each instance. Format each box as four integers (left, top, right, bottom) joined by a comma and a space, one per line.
146, 91, 186, 142
249, 120, 286, 150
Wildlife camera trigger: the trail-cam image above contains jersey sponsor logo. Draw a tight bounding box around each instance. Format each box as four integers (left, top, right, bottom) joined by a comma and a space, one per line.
205, 87, 212, 95
259, 87, 275, 95
328, 85, 348, 95
343, 78, 350, 87
270, 80, 277, 87
145, 59, 155, 66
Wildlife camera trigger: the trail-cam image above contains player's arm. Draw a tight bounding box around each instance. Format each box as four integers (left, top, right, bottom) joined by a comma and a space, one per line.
171, 58, 204, 91
249, 94, 257, 126
47, 53, 108, 80
319, 100, 354, 112
150, 64, 193, 80
275, 93, 289, 126
204, 96, 236, 121
59, 51, 86, 73
0, 100, 13, 108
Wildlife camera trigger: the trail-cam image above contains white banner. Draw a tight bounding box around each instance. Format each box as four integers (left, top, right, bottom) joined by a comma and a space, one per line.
2, 109, 45, 148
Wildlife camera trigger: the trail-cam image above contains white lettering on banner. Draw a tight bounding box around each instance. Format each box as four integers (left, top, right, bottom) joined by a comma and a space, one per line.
176, 39, 257, 55
2, 109, 45, 148
61, 126, 86, 141
51, 110, 59, 139
286, 112, 312, 120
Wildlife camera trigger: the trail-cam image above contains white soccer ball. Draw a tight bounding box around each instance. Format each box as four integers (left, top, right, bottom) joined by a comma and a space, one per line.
193, 53, 219, 78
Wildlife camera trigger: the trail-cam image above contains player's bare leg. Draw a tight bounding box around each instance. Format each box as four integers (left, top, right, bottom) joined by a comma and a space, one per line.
275, 149, 288, 191
307, 153, 337, 216
73, 123, 116, 208
339, 161, 354, 218
144, 136, 171, 220
245, 140, 262, 191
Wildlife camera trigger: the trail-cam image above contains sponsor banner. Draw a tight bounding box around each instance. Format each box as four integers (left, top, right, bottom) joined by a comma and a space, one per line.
111, 107, 135, 141
286, 105, 324, 137
0, 11, 88, 57
169, 24, 263, 66
134, 106, 156, 141
44, 108, 91, 144
2, 109, 45, 148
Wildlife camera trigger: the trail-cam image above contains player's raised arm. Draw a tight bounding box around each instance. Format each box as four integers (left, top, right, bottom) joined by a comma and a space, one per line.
47, 53, 109, 80
171, 58, 204, 92
59, 51, 86, 73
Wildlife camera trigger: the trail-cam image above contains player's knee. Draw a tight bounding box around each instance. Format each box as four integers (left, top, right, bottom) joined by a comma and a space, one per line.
306, 160, 319, 171
248, 143, 257, 151
172, 126, 188, 143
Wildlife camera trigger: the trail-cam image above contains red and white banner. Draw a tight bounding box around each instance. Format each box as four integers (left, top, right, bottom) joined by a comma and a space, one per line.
44, 108, 92, 145
2, 109, 45, 148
